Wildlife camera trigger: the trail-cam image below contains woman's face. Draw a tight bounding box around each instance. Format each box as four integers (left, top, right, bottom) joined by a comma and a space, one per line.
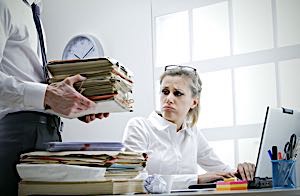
160, 75, 198, 127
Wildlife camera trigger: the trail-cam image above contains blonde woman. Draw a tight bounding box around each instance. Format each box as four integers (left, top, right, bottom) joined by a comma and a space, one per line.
123, 65, 255, 188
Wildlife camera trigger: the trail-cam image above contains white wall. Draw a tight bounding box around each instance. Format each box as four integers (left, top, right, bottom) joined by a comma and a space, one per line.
42, 0, 154, 141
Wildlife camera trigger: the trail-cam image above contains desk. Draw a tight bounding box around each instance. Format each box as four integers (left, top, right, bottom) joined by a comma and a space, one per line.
166, 187, 300, 196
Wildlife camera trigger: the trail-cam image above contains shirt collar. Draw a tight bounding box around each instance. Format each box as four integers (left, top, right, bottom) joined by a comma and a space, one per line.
23, 0, 41, 6
148, 111, 192, 136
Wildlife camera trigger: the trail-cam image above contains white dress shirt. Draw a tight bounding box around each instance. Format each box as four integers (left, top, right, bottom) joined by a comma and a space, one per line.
123, 111, 232, 189
0, 0, 47, 119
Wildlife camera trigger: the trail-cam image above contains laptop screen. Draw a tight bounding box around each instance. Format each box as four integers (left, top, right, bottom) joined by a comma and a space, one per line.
254, 107, 300, 186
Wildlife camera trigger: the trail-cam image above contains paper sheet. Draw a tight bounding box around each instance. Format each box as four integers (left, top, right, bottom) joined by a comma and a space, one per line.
17, 164, 106, 182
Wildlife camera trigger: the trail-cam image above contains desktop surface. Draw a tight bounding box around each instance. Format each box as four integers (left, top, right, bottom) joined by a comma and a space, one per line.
163, 187, 300, 196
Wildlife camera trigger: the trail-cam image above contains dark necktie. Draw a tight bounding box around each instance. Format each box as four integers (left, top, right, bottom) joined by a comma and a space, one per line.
31, 3, 49, 83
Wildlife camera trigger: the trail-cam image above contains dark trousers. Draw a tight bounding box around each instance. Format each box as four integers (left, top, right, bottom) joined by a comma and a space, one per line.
0, 111, 62, 196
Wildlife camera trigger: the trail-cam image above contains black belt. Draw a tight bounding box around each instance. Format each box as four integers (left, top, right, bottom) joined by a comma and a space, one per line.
1, 111, 61, 130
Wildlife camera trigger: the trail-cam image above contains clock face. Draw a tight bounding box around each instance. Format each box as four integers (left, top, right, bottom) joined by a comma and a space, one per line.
62, 34, 104, 60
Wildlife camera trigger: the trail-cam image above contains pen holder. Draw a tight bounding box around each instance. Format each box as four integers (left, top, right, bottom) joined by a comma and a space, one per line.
271, 160, 297, 189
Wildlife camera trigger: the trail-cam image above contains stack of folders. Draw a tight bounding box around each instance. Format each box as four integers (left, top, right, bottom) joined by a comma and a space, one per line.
46, 141, 125, 152
46, 57, 134, 118
18, 179, 144, 196
17, 149, 146, 195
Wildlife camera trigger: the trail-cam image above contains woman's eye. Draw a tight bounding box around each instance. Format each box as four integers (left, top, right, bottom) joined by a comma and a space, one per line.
161, 89, 169, 95
174, 91, 183, 96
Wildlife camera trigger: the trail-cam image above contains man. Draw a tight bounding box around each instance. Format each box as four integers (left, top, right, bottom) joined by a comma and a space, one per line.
0, 0, 108, 195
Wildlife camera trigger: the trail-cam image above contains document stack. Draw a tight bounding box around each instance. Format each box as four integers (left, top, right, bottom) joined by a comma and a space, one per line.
17, 149, 146, 195
46, 57, 134, 118
18, 179, 144, 196
46, 141, 124, 152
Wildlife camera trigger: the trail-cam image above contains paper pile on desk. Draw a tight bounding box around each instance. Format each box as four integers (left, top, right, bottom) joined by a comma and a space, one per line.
18, 179, 145, 195
46, 57, 134, 118
46, 141, 124, 152
17, 143, 147, 195
17, 150, 146, 181
17, 164, 106, 182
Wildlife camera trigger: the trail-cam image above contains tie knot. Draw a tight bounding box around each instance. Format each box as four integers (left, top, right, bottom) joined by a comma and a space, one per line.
31, 3, 40, 16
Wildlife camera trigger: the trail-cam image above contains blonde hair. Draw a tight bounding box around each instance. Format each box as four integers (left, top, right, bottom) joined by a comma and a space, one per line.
160, 66, 202, 127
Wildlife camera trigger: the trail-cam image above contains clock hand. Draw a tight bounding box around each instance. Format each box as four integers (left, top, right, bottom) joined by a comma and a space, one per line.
82, 46, 94, 59
73, 53, 81, 59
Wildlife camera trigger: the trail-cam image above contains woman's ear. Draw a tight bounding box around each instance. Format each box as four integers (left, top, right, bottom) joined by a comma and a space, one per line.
190, 98, 199, 109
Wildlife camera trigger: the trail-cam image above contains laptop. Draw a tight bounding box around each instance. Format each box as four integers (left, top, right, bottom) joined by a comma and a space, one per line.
188, 106, 300, 190
254, 106, 300, 187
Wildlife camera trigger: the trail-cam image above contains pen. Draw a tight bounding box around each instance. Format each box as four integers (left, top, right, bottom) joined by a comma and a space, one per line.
267, 149, 273, 160
272, 146, 278, 160
278, 152, 283, 160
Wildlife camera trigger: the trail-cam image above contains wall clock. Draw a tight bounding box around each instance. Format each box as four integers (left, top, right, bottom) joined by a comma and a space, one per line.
62, 34, 104, 60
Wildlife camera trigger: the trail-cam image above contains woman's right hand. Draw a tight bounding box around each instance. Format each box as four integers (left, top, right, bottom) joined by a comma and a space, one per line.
197, 172, 235, 184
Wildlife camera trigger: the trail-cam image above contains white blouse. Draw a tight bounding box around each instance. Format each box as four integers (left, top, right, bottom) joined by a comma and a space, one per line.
123, 111, 232, 188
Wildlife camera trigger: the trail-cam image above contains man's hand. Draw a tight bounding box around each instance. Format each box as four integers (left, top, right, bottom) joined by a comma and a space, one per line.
44, 74, 95, 116
78, 113, 110, 123
198, 172, 235, 184
235, 162, 256, 181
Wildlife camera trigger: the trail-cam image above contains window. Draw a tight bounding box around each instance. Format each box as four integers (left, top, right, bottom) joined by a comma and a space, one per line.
277, 0, 300, 46
232, 0, 273, 54
238, 138, 260, 163
152, 0, 300, 167
234, 63, 277, 125
278, 58, 300, 109
193, 2, 230, 60
199, 69, 233, 128
155, 11, 189, 66
209, 140, 235, 168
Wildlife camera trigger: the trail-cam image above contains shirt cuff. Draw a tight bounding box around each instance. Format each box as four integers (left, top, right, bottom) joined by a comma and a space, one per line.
172, 174, 198, 189
23, 81, 47, 109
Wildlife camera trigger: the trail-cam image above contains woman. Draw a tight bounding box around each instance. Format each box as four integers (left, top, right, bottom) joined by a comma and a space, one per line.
123, 65, 255, 188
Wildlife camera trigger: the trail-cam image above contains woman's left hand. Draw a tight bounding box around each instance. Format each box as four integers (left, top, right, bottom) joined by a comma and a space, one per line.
235, 162, 256, 181
198, 171, 236, 184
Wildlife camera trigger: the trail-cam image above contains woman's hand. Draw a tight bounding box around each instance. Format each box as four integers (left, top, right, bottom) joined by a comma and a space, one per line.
235, 162, 256, 181
198, 172, 235, 184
